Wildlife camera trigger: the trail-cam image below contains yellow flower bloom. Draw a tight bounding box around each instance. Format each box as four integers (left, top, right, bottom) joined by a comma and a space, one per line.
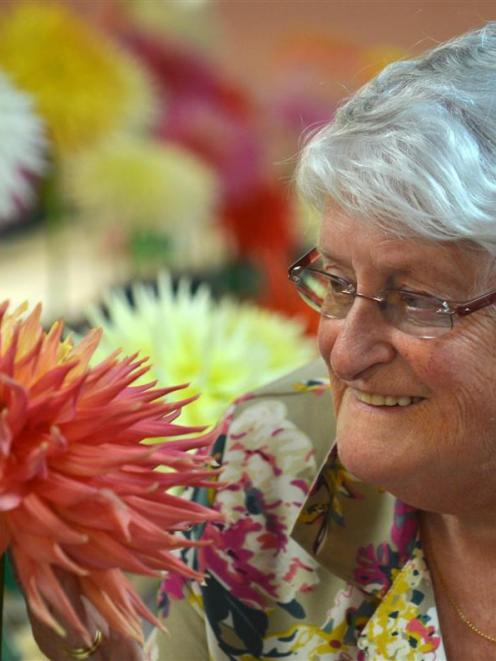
63, 135, 219, 230
86, 275, 317, 429
0, 3, 154, 153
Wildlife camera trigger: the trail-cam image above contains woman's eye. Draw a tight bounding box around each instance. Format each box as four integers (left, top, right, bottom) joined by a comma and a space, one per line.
329, 275, 354, 293
397, 291, 438, 310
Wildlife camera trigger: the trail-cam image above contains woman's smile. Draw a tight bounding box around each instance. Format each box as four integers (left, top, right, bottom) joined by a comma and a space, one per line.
352, 389, 425, 407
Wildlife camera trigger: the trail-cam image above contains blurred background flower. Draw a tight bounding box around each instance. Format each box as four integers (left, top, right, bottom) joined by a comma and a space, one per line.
0, 2, 154, 154
64, 137, 219, 231
62, 135, 223, 276
85, 275, 317, 429
0, 71, 46, 226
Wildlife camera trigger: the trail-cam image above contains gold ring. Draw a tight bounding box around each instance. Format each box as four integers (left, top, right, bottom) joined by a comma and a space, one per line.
64, 629, 103, 659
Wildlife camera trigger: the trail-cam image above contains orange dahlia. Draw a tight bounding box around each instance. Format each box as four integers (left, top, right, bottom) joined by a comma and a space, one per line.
0, 301, 221, 645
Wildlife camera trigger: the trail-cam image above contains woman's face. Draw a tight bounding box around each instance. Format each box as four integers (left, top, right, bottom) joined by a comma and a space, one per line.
318, 209, 496, 513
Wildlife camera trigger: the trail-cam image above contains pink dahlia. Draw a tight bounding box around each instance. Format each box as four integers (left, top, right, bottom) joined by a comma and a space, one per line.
0, 301, 221, 644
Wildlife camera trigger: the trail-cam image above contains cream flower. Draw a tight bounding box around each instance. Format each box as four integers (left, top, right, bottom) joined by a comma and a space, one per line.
86, 275, 317, 428
63, 136, 219, 231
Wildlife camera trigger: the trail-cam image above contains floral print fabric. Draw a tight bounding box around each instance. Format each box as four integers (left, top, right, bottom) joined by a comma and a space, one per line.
149, 360, 447, 660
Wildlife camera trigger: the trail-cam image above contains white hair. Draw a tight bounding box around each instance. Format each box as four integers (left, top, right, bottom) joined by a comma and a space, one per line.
297, 23, 496, 256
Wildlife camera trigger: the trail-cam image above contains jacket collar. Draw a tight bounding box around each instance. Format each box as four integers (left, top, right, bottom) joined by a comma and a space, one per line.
290, 443, 419, 599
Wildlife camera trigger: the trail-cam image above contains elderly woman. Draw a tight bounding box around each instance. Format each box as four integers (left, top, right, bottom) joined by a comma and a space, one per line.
31, 22, 496, 661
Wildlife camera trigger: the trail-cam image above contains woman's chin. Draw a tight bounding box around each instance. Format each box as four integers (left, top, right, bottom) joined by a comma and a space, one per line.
336, 434, 383, 484
333, 390, 428, 486
335, 420, 413, 489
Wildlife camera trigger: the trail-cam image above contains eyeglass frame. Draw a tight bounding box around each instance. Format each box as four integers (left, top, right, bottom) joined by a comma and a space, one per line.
288, 247, 496, 328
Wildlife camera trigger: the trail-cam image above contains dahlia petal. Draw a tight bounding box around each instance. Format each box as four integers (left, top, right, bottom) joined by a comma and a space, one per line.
0, 491, 23, 511
29, 361, 79, 397
107, 467, 218, 493
8, 430, 67, 486
14, 554, 66, 638
1, 324, 20, 376
36, 471, 98, 506
150, 432, 217, 453
94, 468, 160, 493
90, 568, 167, 638
1, 376, 28, 437
79, 369, 151, 407
88, 569, 134, 611
124, 494, 221, 528
124, 508, 191, 548
17, 303, 42, 351
61, 490, 131, 541
57, 410, 170, 443
127, 585, 167, 633
0, 516, 11, 555
67, 328, 102, 373
21, 494, 88, 544
13, 532, 87, 576
143, 490, 221, 516
14, 333, 43, 382
15, 439, 50, 481
73, 351, 117, 385
127, 514, 210, 550
79, 576, 143, 643
27, 381, 83, 425
74, 530, 161, 575
0, 409, 13, 456
51, 445, 154, 476
47, 425, 69, 453
35, 563, 90, 644
35, 321, 64, 374
0, 300, 10, 327
137, 548, 203, 580
131, 382, 189, 403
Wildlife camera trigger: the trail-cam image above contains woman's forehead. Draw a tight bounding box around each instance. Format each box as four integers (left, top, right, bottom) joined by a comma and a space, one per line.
318, 212, 491, 292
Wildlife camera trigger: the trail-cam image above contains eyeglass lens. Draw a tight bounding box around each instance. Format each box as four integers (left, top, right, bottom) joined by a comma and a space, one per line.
296, 268, 453, 338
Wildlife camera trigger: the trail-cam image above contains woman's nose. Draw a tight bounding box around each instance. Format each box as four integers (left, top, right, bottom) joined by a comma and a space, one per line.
321, 297, 397, 382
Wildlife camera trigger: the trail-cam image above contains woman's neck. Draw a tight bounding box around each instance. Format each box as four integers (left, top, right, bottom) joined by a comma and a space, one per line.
421, 509, 496, 559
420, 509, 496, 659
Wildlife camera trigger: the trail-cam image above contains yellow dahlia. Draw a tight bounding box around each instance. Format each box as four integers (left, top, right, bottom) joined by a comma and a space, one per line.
0, 301, 221, 644
0, 3, 154, 153
86, 275, 317, 429
62, 135, 219, 230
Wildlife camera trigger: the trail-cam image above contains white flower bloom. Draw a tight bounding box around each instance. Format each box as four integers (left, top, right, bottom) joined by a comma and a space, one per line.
0, 73, 47, 224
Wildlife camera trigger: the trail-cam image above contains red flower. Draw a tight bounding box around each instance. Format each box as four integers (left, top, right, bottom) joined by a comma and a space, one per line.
0, 302, 221, 645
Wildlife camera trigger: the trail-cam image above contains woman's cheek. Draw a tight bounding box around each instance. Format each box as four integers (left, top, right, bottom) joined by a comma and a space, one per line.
329, 377, 346, 416
318, 317, 332, 359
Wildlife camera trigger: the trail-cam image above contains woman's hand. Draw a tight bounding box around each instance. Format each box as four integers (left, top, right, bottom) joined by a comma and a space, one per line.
25, 569, 143, 660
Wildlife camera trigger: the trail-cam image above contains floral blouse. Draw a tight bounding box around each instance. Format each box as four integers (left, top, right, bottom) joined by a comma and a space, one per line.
147, 359, 446, 660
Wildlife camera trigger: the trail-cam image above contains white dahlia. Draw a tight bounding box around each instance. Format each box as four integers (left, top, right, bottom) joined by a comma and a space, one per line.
0, 72, 46, 224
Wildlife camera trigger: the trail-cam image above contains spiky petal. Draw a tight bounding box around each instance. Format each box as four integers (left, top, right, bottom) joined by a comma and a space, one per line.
0, 302, 221, 645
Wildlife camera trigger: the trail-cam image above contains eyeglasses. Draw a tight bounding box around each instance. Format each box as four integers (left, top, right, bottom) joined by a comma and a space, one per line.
288, 247, 496, 339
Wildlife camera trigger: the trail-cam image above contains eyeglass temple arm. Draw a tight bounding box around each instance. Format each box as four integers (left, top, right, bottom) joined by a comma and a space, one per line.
288, 248, 320, 275
454, 290, 496, 316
